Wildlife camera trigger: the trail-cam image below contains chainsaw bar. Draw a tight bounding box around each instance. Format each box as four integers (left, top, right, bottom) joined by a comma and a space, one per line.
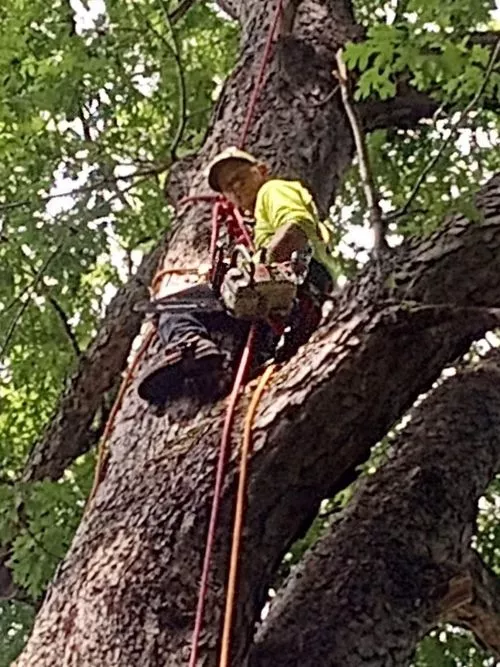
133, 297, 225, 315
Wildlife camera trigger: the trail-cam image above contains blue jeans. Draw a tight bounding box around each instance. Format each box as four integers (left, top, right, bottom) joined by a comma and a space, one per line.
157, 259, 331, 356
157, 283, 231, 346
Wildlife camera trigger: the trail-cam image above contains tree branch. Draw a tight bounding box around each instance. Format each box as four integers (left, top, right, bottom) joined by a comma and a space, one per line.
0, 165, 168, 213
159, 0, 188, 161
335, 48, 387, 253
467, 30, 500, 48
393, 0, 410, 23
357, 88, 440, 132
133, 3, 187, 162
0, 241, 65, 361
443, 551, 500, 658
250, 349, 500, 665
20, 242, 163, 483
168, 0, 197, 24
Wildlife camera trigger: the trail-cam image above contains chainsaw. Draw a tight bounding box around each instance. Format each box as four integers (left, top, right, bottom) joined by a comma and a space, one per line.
134, 244, 312, 324
220, 245, 302, 321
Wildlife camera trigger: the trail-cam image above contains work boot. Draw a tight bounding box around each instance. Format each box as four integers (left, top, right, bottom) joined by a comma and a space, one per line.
136, 335, 223, 405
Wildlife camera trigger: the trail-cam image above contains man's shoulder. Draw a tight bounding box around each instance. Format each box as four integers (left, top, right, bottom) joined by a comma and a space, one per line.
257, 178, 312, 200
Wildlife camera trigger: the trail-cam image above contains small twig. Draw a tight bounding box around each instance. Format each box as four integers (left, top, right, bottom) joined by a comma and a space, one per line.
394, 0, 410, 23
79, 107, 93, 143
309, 84, 339, 109
0, 241, 65, 360
158, 0, 188, 161
2, 278, 37, 316
387, 38, 500, 222
133, 2, 187, 162
0, 164, 168, 213
47, 295, 81, 357
335, 49, 388, 254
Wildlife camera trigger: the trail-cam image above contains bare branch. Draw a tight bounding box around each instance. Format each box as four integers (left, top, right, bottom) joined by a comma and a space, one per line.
467, 30, 500, 48
168, 0, 197, 24
357, 89, 439, 132
47, 295, 81, 357
0, 164, 168, 213
159, 0, 188, 161
394, 0, 410, 23
0, 241, 65, 361
335, 49, 387, 253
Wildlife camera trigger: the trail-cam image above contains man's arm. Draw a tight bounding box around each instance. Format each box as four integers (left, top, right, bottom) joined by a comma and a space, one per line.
254, 180, 318, 262
266, 222, 308, 263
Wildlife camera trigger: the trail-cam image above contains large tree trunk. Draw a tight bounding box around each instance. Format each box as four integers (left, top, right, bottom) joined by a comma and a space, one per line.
15, 1, 500, 665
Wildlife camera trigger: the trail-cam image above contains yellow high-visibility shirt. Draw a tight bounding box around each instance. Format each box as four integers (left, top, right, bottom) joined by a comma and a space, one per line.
253, 179, 338, 282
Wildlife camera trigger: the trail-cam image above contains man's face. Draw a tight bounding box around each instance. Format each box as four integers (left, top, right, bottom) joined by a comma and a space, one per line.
216, 160, 268, 213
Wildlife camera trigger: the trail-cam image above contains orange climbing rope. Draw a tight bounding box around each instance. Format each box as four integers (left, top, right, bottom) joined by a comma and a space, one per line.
86, 325, 156, 508
219, 363, 276, 667
87, 267, 197, 508
188, 324, 257, 667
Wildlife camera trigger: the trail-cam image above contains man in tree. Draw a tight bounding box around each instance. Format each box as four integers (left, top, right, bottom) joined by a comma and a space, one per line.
137, 146, 337, 405
9, 0, 500, 663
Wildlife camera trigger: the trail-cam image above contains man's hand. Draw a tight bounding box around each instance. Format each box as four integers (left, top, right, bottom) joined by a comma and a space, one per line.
266, 222, 308, 263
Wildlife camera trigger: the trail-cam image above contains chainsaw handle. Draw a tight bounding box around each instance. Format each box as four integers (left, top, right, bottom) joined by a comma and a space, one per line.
229, 243, 254, 267
229, 244, 255, 285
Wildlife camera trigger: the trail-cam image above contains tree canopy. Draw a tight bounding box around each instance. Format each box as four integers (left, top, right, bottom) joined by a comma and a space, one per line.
0, 0, 499, 664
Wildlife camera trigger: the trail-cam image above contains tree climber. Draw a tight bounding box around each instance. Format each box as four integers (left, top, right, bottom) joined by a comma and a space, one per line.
137, 147, 337, 406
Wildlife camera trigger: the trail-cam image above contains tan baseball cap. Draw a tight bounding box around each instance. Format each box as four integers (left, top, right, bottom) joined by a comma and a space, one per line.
206, 146, 259, 192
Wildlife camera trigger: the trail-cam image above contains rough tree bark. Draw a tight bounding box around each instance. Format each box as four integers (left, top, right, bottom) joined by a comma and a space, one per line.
14, 0, 500, 665
249, 352, 500, 665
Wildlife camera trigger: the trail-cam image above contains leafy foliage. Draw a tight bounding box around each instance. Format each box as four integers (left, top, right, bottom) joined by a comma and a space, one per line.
0, 0, 238, 662
413, 627, 496, 667
335, 0, 500, 268
0, 0, 499, 664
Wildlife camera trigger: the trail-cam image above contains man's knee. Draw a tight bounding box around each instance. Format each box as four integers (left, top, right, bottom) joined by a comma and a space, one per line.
157, 312, 209, 346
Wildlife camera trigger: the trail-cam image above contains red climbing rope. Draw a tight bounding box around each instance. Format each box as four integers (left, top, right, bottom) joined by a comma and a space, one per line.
186, 2, 285, 664
219, 363, 276, 667
188, 2, 284, 664
239, 0, 284, 149
188, 324, 257, 667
